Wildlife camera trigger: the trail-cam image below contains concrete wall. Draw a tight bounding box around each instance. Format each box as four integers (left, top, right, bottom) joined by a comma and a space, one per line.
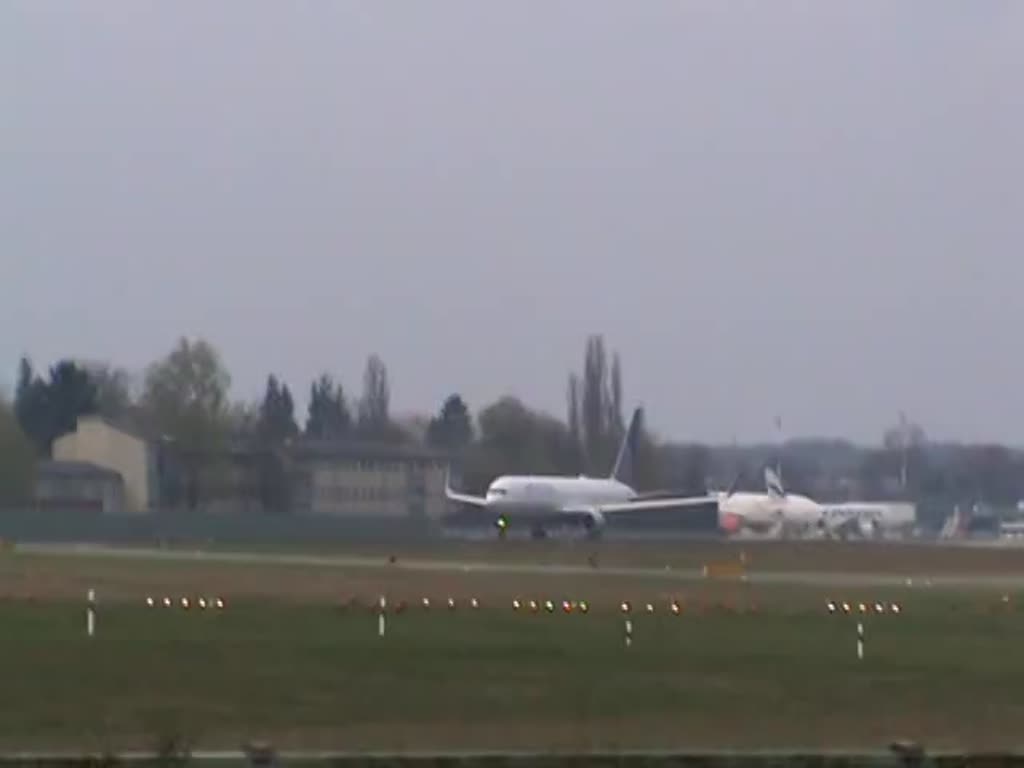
302, 457, 447, 519
0, 507, 437, 544
36, 470, 125, 514
53, 417, 152, 512
421, 462, 448, 520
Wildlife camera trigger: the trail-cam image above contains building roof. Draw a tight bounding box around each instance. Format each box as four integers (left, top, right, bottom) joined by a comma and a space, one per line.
37, 460, 123, 481
69, 412, 450, 463
289, 438, 449, 462
167, 436, 449, 463
76, 413, 154, 443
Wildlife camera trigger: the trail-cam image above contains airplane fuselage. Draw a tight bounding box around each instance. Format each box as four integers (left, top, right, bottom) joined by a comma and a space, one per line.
821, 502, 916, 537
718, 491, 824, 534
484, 475, 635, 513
443, 406, 718, 537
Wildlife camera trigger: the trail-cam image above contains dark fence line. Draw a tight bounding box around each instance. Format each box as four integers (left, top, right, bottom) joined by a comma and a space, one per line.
0, 501, 721, 548
0, 507, 439, 547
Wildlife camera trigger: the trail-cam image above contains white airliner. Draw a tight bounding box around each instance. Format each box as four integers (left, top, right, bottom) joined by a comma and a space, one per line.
717, 468, 916, 539
716, 467, 824, 537
821, 500, 916, 539
444, 407, 717, 538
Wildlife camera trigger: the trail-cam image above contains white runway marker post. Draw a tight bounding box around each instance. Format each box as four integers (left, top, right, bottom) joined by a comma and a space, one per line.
624, 619, 633, 649
856, 621, 864, 660
86, 588, 96, 638
378, 595, 386, 638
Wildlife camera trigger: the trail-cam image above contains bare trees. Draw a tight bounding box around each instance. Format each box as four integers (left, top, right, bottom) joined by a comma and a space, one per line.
565, 334, 659, 486
141, 337, 232, 508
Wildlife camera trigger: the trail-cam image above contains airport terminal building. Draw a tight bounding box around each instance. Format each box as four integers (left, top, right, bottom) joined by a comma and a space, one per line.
44, 415, 449, 520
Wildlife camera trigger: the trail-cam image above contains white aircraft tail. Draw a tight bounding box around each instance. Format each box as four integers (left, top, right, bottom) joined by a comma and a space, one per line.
723, 471, 742, 498
939, 507, 966, 539
765, 466, 786, 499
610, 407, 642, 485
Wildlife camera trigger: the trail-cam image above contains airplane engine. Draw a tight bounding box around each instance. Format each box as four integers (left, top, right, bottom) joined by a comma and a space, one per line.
582, 509, 606, 538
858, 517, 878, 538
721, 513, 743, 534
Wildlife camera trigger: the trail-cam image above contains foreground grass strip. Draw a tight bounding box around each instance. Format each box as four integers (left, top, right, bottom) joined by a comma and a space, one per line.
0, 597, 1022, 751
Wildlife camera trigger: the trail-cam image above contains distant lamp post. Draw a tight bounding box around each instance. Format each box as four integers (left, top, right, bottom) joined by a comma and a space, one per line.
897, 411, 911, 492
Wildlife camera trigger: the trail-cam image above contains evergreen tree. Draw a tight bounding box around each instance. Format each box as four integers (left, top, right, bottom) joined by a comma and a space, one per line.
305, 373, 351, 439
581, 335, 608, 472
13, 357, 97, 455
356, 354, 404, 442
0, 397, 36, 505
257, 374, 299, 445
46, 360, 99, 444
14, 357, 47, 453
426, 394, 474, 453
566, 373, 584, 474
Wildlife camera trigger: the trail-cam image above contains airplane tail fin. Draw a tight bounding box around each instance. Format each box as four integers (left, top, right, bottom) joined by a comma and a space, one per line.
709, 470, 743, 498
940, 506, 965, 539
610, 407, 642, 485
765, 466, 786, 499
725, 470, 742, 498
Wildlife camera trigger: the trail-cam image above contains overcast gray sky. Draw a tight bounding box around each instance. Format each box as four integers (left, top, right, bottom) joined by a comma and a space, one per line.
3, 2, 1022, 444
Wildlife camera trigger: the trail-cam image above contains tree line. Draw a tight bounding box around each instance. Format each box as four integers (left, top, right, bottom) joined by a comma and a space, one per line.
3, 334, 1024, 524
0, 334, 662, 509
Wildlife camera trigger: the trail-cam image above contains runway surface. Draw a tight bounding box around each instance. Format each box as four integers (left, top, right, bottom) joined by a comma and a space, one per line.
15, 542, 1024, 590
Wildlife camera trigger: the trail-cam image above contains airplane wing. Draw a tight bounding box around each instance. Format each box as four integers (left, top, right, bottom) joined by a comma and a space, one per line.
446, 488, 488, 506
444, 470, 488, 507
595, 495, 719, 517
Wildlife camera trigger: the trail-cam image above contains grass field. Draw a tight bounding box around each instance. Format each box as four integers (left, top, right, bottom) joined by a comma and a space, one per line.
2, 544, 1024, 752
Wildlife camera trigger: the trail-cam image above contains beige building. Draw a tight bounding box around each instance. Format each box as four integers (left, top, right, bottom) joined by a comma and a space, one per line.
48, 416, 450, 519
52, 416, 157, 513
193, 443, 269, 516
35, 460, 125, 513
290, 440, 449, 520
